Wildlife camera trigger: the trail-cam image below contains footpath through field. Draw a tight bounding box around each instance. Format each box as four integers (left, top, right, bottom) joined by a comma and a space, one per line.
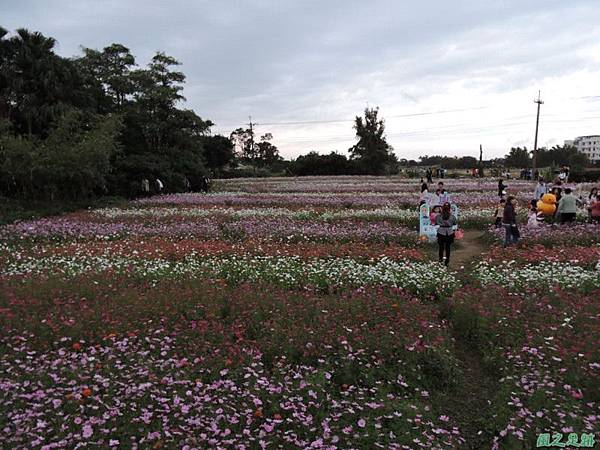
432, 229, 501, 449
451, 230, 488, 267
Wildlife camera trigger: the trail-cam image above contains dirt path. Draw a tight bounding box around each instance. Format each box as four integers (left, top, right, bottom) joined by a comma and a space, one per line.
429, 229, 500, 448
450, 230, 488, 268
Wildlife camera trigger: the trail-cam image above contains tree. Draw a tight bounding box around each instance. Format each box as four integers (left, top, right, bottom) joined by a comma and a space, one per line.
505, 147, 531, 168
76, 43, 136, 112
1, 28, 87, 137
202, 134, 236, 174
290, 151, 355, 176
0, 26, 216, 200
230, 127, 255, 165
0, 26, 10, 120
349, 107, 397, 175
0, 110, 122, 200
255, 133, 281, 168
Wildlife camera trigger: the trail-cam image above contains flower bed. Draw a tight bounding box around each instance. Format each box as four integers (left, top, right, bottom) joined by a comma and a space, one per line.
448, 286, 600, 449
1, 254, 456, 297
472, 260, 600, 293
0, 281, 463, 449
488, 223, 600, 247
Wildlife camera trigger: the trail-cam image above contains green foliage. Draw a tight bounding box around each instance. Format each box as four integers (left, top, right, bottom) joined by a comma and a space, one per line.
290, 151, 356, 176
230, 128, 282, 171
505, 147, 531, 168
536, 144, 589, 168
349, 107, 397, 175
201, 134, 236, 175
0, 27, 229, 202
0, 110, 122, 200
418, 155, 480, 169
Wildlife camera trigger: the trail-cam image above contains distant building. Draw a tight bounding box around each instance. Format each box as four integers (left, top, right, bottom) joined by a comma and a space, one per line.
564, 135, 600, 163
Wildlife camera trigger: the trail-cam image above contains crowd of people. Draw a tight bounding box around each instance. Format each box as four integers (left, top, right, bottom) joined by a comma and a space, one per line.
494, 177, 600, 247
418, 175, 600, 260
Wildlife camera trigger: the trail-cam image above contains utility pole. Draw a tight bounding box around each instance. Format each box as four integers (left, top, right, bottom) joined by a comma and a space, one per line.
533, 91, 544, 179
479, 144, 483, 178
248, 115, 257, 171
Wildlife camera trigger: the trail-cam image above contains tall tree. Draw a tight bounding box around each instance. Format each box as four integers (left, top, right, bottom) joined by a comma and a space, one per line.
349, 107, 397, 175
230, 127, 255, 164
1, 28, 85, 136
77, 43, 136, 111
255, 133, 281, 168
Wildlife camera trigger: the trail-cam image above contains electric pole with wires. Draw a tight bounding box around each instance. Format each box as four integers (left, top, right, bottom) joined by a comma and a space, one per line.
248, 115, 257, 172
532, 91, 544, 180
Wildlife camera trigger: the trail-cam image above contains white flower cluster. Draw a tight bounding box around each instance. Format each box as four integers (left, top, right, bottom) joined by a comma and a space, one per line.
94, 206, 493, 223
474, 260, 600, 292
2, 254, 457, 296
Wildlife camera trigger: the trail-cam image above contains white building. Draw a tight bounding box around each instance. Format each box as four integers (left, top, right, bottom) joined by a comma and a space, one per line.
564, 135, 600, 163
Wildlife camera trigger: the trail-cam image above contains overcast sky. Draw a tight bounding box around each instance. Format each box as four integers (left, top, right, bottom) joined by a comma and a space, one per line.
3, 0, 600, 159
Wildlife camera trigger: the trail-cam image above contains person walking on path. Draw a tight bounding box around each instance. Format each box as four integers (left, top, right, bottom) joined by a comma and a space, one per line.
435, 202, 457, 267
556, 187, 578, 224
502, 196, 519, 247
498, 178, 507, 198
534, 178, 548, 201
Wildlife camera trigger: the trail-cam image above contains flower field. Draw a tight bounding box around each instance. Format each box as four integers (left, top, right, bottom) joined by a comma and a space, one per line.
1, 176, 599, 449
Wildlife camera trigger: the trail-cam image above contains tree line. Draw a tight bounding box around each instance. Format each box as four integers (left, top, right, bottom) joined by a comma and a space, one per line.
0, 27, 242, 200
1, 26, 595, 201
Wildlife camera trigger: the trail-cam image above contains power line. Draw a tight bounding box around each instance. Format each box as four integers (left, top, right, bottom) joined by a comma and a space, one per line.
272, 113, 600, 144
256, 106, 489, 126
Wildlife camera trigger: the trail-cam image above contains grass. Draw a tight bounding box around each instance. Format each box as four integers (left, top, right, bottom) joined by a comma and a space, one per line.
0, 196, 126, 225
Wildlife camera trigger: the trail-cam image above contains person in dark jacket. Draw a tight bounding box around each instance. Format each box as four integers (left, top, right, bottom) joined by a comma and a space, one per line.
502, 196, 519, 247
435, 202, 457, 267
498, 178, 507, 197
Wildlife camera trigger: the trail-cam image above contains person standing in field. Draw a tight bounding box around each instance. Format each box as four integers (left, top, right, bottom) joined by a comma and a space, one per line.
502, 196, 519, 247
556, 187, 577, 224
438, 181, 451, 205
586, 187, 598, 222
534, 178, 548, 201
590, 192, 600, 223
141, 178, 150, 196
419, 182, 429, 206
436, 202, 457, 267
498, 178, 507, 198
493, 198, 506, 228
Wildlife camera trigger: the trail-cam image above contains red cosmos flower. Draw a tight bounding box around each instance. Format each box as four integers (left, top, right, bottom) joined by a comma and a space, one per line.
253, 408, 263, 418
81, 388, 92, 398
72, 342, 81, 351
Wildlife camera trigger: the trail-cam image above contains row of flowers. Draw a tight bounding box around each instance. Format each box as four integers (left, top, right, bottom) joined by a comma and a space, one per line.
472, 260, 600, 293
213, 177, 537, 193
0, 238, 424, 262
132, 191, 533, 208
448, 286, 599, 449
0, 280, 462, 449
487, 223, 600, 247
92, 205, 496, 228
0, 215, 420, 244
1, 254, 457, 297
482, 244, 600, 267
